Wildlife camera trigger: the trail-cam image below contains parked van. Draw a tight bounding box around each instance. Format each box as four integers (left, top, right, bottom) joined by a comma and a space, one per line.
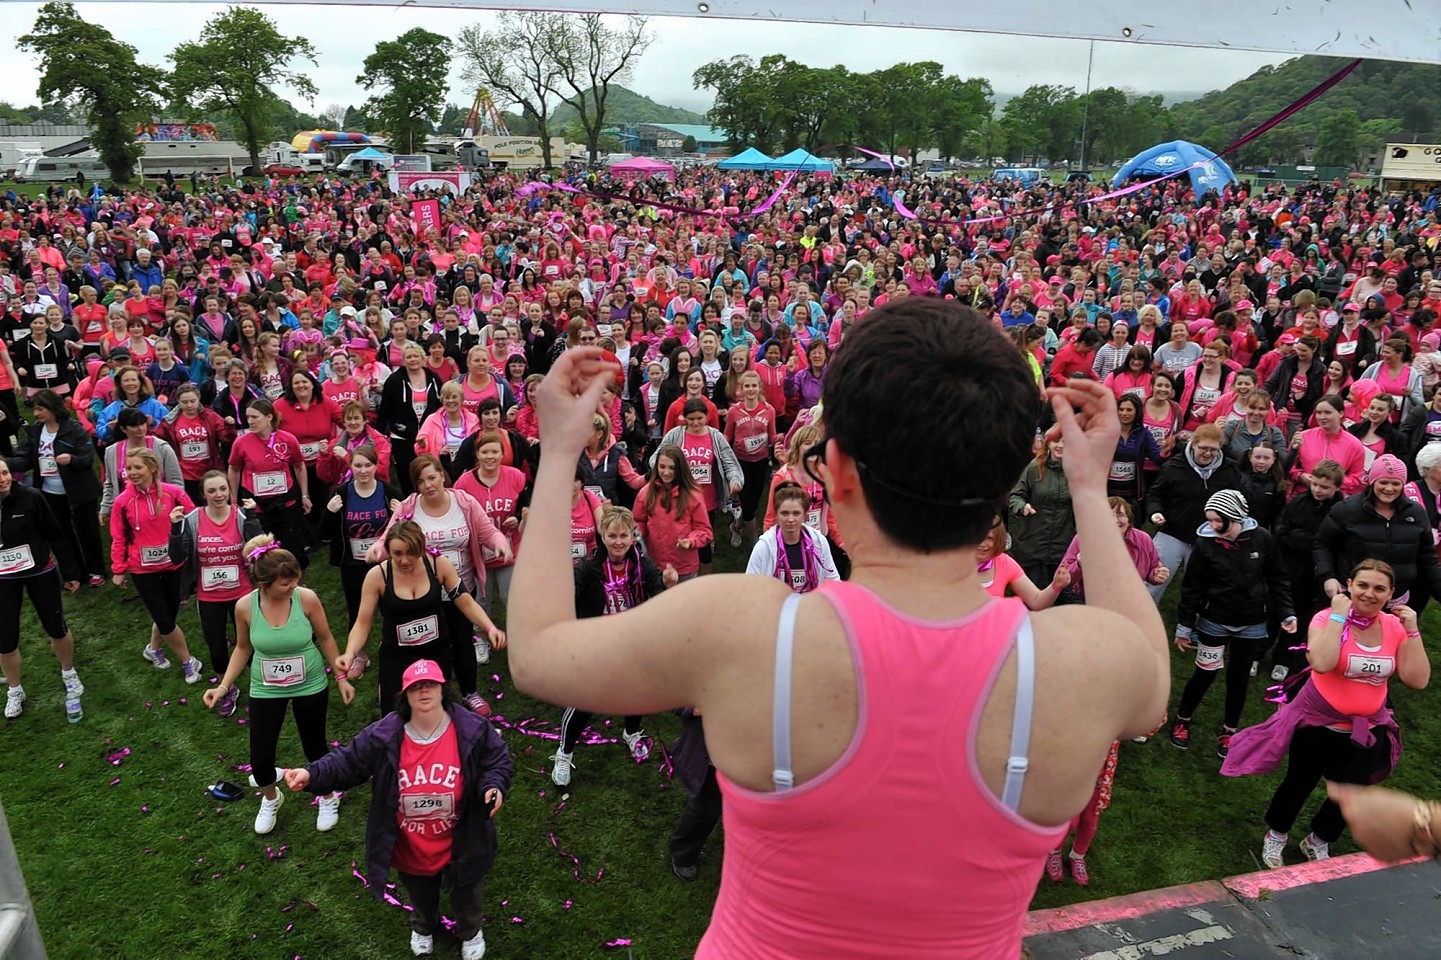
15, 156, 110, 183
993, 167, 1047, 186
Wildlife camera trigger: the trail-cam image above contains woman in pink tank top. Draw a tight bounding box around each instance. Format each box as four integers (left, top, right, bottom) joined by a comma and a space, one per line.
1221, 559, 1430, 869
509, 299, 1172, 960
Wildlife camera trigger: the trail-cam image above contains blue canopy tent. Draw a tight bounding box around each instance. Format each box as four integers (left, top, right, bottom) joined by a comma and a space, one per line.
717, 147, 773, 170
1112, 140, 1237, 200
765, 149, 836, 176
350, 146, 390, 160
849, 156, 897, 172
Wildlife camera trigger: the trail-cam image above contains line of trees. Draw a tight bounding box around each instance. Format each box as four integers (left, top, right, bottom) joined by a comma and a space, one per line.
15, 3, 464, 181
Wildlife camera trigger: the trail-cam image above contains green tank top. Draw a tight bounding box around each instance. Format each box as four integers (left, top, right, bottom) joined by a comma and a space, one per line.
247, 589, 327, 699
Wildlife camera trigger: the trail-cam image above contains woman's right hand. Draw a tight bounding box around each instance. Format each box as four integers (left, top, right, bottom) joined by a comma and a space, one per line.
284, 768, 311, 792
1020, 504, 1036, 517
1330, 591, 1352, 615
327, 494, 343, 513
201, 685, 225, 709
169, 505, 186, 524
1324, 579, 1345, 600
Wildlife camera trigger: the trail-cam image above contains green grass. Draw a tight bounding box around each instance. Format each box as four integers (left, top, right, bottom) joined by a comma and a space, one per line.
5, 528, 1441, 958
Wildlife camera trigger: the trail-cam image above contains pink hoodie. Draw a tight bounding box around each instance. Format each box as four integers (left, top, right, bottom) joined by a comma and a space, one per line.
1289, 427, 1367, 497
111, 482, 193, 575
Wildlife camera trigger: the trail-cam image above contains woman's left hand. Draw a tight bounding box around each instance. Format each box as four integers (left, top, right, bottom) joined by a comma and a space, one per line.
336, 677, 355, 705
484, 788, 504, 818
1281, 616, 1299, 634
1051, 565, 1072, 590
487, 625, 507, 650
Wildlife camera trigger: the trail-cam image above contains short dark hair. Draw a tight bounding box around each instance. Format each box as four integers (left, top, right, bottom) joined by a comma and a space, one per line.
822, 299, 1038, 551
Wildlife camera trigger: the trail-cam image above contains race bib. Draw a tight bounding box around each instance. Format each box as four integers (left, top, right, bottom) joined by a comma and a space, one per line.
374, 280, 387, 292
1344, 653, 1395, 684
252, 470, 288, 497
221, 239, 233, 248
349, 537, 377, 561
1108, 460, 1137, 482
411, 399, 428, 420
570, 541, 586, 560
1337, 340, 1357, 356
690, 461, 712, 485
584, 485, 604, 502
200, 564, 239, 591
0, 544, 35, 575
742, 434, 766, 454
789, 569, 807, 592
260, 655, 305, 687
440, 548, 463, 572
397, 615, 439, 647
38, 455, 58, 477
806, 506, 823, 530
1195, 643, 1225, 672
181, 440, 208, 460
401, 793, 454, 821
299, 441, 323, 460
33, 363, 57, 380
140, 544, 169, 568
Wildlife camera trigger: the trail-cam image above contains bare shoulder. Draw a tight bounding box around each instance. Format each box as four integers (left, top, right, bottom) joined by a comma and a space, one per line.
1029, 604, 1166, 727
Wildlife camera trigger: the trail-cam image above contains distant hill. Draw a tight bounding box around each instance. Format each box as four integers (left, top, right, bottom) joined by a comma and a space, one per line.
1169, 56, 1441, 146
550, 86, 707, 127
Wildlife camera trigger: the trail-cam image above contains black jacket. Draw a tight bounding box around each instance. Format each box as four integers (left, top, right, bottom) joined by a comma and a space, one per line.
1314, 490, 1441, 600
1263, 354, 1327, 426
8, 417, 101, 505
1177, 522, 1293, 631
0, 483, 73, 578
376, 369, 442, 441
575, 546, 666, 619
1236, 468, 1284, 530
1144, 452, 1243, 546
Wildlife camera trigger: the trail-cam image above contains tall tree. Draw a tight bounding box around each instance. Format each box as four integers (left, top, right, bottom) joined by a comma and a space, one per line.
931, 75, 993, 162
541, 14, 653, 163
455, 12, 567, 168
693, 55, 783, 152
18, 2, 166, 182
357, 28, 450, 154
1313, 108, 1365, 167
169, 7, 318, 173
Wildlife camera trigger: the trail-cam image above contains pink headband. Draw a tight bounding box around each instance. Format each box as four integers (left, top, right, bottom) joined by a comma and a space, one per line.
246, 541, 282, 564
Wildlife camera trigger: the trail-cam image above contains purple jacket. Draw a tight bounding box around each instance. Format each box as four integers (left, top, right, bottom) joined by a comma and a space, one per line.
785, 365, 826, 410
1220, 677, 1401, 781
668, 707, 711, 797
304, 704, 514, 893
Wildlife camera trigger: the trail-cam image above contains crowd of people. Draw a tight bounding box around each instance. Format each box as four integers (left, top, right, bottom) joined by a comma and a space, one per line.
0, 162, 1438, 956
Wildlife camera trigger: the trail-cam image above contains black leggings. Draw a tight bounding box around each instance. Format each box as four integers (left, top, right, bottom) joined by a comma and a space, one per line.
1176, 632, 1261, 730
251, 494, 309, 570
669, 765, 722, 868
339, 562, 370, 625
196, 599, 237, 674
44, 492, 104, 581
391, 439, 417, 496
248, 686, 331, 790
1265, 724, 1392, 843
302, 462, 328, 547
445, 594, 478, 697
737, 458, 770, 522
560, 707, 641, 753
0, 569, 68, 651
398, 871, 484, 942
131, 570, 184, 635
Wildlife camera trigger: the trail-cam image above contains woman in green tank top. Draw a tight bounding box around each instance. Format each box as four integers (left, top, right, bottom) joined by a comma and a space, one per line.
203, 535, 354, 836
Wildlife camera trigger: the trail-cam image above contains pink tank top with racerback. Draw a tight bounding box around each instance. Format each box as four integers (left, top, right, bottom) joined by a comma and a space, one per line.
697, 583, 1066, 960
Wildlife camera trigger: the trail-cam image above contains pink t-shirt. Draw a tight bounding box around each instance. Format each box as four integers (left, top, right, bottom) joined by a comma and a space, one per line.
979, 554, 1026, 599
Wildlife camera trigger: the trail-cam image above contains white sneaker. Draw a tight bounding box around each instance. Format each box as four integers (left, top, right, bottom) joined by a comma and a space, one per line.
181, 657, 204, 685
1249, 661, 1259, 677
410, 931, 434, 956
141, 644, 170, 669
474, 635, 491, 665
316, 794, 340, 832
61, 670, 84, 698
551, 749, 574, 786
1261, 830, 1287, 869
1271, 665, 1290, 682
4, 687, 24, 719
729, 520, 742, 548
254, 790, 285, 835
1300, 832, 1330, 862
461, 930, 486, 960
623, 729, 650, 762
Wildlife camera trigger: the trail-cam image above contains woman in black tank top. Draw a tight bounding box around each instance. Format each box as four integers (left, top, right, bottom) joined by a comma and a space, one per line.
336, 521, 506, 714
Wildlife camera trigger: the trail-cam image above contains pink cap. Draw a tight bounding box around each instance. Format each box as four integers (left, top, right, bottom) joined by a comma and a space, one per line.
1366, 454, 1406, 484
400, 659, 445, 691
1234, 299, 1254, 311
1277, 333, 1298, 345
1342, 302, 1360, 312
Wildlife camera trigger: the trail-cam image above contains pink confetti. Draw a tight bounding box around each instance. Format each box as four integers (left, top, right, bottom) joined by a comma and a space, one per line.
107, 748, 131, 765
141, 805, 150, 814
178, 698, 188, 705
109, 777, 121, 786
1287, 644, 1309, 652
510, 917, 524, 924
605, 939, 634, 948
563, 900, 573, 910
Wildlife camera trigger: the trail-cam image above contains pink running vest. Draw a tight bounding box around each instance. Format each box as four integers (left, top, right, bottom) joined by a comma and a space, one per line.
696, 583, 1067, 959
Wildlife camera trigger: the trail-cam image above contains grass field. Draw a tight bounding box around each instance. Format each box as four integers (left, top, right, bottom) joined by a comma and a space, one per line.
7, 528, 1441, 960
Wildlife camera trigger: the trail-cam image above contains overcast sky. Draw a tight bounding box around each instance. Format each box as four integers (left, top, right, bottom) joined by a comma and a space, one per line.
5, 4, 1290, 119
